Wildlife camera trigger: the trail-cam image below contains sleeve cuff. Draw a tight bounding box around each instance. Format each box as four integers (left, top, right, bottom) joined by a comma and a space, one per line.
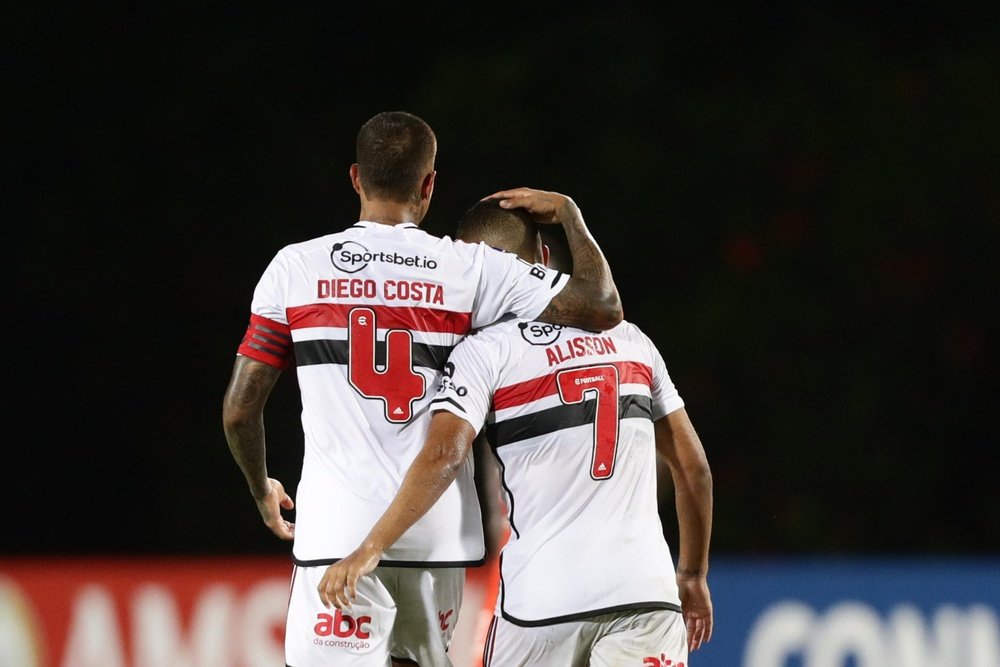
430, 397, 482, 432
237, 314, 293, 370
652, 396, 685, 422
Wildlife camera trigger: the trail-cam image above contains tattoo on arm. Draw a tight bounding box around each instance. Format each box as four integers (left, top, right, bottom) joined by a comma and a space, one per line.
536, 281, 599, 329
538, 203, 621, 329
223, 356, 282, 498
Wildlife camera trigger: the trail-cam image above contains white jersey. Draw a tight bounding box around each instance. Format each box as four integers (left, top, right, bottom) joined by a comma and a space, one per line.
431, 318, 685, 624
236, 221, 568, 566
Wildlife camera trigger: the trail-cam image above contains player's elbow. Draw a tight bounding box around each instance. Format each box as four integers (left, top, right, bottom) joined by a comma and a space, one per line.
222, 399, 257, 436
422, 413, 477, 480
418, 443, 469, 487
598, 296, 624, 330
669, 451, 713, 497
544, 279, 623, 331
586, 291, 623, 331
222, 412, 244, 439
435, 442, 471, 475
582, 280, 623, 331
684, 463, 713, 497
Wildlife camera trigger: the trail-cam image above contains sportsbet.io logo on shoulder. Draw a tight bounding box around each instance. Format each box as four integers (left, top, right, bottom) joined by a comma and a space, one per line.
331, 241, 438, 273
519, 321, 563, 346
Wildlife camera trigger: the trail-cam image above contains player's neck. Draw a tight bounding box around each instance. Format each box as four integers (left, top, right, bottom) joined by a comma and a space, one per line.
358, 200, 425, 227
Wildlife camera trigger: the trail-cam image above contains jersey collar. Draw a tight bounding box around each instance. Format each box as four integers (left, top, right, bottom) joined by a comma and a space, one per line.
353, 220, 420, 230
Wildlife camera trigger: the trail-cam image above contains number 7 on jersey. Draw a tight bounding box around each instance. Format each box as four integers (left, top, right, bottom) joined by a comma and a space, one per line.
556, 364, 621, 480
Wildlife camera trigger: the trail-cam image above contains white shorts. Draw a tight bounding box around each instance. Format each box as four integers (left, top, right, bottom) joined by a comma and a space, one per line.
483, 608, 687, 667
285, 564, 464, 666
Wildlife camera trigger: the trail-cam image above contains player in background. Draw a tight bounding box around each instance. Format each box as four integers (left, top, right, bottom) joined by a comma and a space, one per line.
222, 110, 623, 667
319, 200, 713, 666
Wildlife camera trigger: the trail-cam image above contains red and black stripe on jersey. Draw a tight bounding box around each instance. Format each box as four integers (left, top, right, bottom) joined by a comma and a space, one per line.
444, 361, 656, 447
287, 303, 472, 371
485, 394, 653, 447
238, 314, 293, 369
490, 361, 652, 410
295, 338, 454, 371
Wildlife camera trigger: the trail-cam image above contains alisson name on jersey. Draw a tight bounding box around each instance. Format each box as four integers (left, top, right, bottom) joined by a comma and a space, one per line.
316, 278, 445, 305
545, 336, 617, 367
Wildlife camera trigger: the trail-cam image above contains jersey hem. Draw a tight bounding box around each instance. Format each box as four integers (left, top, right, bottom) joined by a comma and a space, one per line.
500, 601, 682, 627
291, 555, 487, 568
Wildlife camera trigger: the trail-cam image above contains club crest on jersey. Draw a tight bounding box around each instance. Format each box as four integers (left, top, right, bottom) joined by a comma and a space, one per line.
331, 241, 438, 273
519, 321, 563, 346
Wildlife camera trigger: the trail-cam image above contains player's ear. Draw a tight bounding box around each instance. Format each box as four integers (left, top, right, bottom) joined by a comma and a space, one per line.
421, 170, 436, 201
541, 243, 551, 267
349, 164, 363, 195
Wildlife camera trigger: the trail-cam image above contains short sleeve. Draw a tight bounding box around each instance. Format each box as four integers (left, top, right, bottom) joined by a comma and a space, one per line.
236, 251, 293, 369
470, 244, 569, 329
249, 251, 290, 325
429, 332, 500, 432
646, 334, 685, 420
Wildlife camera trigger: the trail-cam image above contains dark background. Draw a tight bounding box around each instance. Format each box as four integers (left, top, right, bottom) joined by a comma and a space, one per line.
8, 3, 998, 557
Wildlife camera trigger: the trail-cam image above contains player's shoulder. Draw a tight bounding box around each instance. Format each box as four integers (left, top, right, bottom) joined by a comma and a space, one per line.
447, 237, 524, 264
257, 234, 333, 275
598, 319, 663, 358
609, 318, 650, 342
445, 318, 517, 371
275, 231, 341, 257
465, 315, 523, 343
610, 319, 668, 365
370, 226, 503, 261
472, 318, 645, 343
421, 230, 480, 255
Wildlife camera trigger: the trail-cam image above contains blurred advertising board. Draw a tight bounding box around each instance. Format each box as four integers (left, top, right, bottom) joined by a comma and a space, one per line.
698, 557, 1000, 666
1, 556, 998, 666
0, 557, 497, 667
0, 558, 290, 667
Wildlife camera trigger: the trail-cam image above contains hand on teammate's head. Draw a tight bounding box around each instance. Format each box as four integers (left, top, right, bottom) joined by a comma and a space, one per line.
482, 187, 579, 225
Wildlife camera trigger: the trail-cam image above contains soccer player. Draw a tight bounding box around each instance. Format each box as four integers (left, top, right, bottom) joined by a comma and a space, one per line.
319, 199, 714, 666
222, 111, 623, 666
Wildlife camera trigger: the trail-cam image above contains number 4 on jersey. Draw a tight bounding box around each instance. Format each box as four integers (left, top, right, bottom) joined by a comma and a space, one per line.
556, 364, 621, 480
348, 307, 425, 423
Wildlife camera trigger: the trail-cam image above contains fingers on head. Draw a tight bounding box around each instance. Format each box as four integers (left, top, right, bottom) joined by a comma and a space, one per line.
493, 188, 530, 200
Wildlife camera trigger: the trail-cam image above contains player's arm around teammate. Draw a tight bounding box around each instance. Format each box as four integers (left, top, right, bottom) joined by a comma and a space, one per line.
318, 411, 479, 609
655, 408, 714, 652
315, 187, 623, 609
221, 184, 621, 556
484, 187, 623, 331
